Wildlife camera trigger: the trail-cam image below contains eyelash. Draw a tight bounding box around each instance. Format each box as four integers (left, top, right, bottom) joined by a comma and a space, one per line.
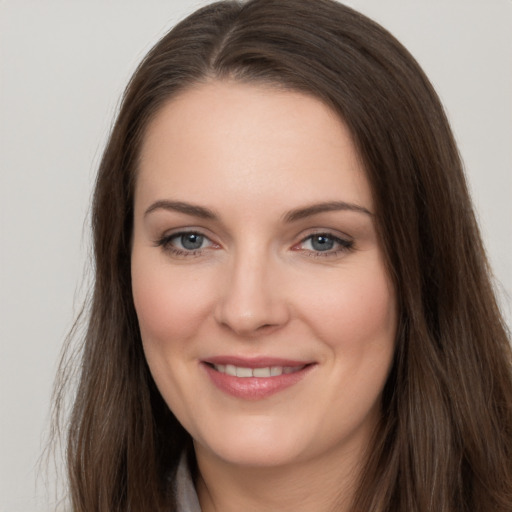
294, 232, 354, 258
154, 231, 215, 257
154, 231, 354, 258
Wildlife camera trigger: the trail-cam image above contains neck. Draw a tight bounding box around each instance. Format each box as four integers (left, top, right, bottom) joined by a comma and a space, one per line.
194, 442, 366, 512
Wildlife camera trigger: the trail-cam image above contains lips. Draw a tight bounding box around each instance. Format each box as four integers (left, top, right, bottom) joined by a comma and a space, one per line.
201, 356, 315, 400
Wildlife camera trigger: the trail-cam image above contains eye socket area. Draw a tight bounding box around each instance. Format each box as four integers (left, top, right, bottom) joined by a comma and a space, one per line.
154, 228, 354, 258
292, 232, 354, 256
155, 230, 220, 255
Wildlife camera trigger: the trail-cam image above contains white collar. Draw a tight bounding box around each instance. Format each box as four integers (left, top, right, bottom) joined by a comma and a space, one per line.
174, 451, 202, 512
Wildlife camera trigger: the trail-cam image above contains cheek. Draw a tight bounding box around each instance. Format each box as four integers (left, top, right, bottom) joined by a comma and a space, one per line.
297, 261, 396, 354
131, 251, 213, 347
130, 252, 216, 415
299, 261, 396, 435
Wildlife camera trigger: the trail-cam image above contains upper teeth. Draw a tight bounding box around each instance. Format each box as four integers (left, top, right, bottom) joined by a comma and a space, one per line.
213, 364, 303, 378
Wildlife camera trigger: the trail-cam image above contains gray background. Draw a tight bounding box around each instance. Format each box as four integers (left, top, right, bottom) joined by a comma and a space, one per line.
1, 1, 511, 510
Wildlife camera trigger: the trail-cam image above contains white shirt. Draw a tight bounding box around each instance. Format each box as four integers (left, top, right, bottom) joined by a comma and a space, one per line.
174, 452, 202, 512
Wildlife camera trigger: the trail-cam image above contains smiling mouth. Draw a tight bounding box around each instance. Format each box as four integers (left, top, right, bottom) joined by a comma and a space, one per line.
202, 359, 315, 400
208, 363, 307, 378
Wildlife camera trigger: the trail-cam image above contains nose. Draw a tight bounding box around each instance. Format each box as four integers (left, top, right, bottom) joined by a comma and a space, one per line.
213, 248, 290, 337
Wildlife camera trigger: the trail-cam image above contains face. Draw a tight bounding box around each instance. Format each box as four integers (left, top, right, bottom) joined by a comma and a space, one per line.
132, 81, 397, 470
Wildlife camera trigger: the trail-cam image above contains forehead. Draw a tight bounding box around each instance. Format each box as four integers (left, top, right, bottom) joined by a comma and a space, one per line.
136, 80, 372, 214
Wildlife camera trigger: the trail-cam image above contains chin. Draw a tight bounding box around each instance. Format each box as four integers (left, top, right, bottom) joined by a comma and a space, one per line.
191, 422, 302, 467
200, 441, 303, 468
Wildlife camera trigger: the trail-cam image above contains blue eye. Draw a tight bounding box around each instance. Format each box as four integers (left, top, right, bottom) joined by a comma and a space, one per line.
309, 235, 335, 251
155, 231, 214, 255
176, 233, 206, 250
299, 233, 353, 254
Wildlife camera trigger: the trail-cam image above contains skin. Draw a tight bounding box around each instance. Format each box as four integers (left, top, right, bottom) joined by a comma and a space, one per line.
131, 81, 397, 512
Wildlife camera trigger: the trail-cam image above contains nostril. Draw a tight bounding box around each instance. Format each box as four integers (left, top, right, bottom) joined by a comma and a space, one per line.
256, 323, 279, 333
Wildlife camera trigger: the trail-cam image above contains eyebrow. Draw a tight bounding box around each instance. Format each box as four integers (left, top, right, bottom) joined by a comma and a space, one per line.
283, 201, 373, 222
144, 200, 217, 219
144, 199, 372, 222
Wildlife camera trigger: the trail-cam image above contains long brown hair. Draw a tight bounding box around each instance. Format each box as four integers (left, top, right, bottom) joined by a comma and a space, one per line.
54, 0, 512, 510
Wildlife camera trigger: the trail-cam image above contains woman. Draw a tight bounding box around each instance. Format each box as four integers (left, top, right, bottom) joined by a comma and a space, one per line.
55, 0, 512, 510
